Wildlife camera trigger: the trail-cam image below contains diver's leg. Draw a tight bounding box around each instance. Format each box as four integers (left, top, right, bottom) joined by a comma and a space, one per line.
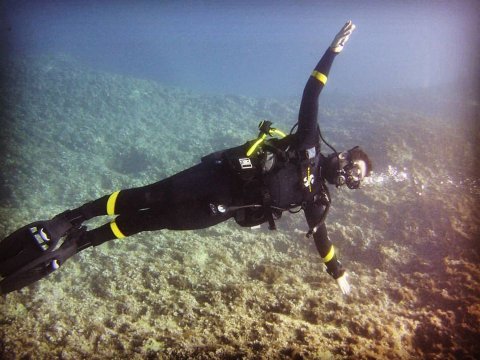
0, 161, 234, 294
77, 195, 233, 249
75, 209, 166, 249
77, 161, 236, 248
110, 161, 233, 215
66, 161, 222, 223
40, 163, 216, 231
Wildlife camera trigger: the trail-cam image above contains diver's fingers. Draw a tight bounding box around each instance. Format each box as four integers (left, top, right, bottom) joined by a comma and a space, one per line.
331, 21, 356, 53
336, 272, 351, 295
340, 20, 356, 37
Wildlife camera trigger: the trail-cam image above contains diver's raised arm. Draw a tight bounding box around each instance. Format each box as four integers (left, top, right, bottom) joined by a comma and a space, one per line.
296, 21, 356, 151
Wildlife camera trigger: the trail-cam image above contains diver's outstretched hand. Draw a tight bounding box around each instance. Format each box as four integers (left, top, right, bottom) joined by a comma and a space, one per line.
330, 20, 356, 53
336, 272, 351, 295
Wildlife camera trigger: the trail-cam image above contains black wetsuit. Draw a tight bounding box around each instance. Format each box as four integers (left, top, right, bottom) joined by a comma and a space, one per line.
74, 48, 344, 279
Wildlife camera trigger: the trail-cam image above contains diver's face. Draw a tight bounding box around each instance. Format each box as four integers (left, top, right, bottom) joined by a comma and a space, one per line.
337, 155, 367, 189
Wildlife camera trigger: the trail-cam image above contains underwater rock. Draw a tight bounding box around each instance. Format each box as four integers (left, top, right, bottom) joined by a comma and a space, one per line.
109, 146, 151, 174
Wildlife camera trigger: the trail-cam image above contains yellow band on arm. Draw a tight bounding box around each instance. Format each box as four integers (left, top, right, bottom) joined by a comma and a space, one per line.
106, 191, 120, 216
311, 71, 328, 85
322, 246, 335, 263
110, 220, 126, 239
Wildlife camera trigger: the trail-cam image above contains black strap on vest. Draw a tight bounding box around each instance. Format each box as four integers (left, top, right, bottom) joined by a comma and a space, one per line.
261, 186, 276, 230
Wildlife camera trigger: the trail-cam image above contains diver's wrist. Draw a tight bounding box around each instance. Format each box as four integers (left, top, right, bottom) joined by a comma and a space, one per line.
325, 259, 345, 279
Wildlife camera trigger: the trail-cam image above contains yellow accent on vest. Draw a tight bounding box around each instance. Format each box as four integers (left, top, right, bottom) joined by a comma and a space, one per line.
246, 133, 267, 157
106, 191, 120, 216
246, 125, 287, 157
322, 246, 335, 263
311, 71, 328, 85
307, 166, 312, 192
110, 220, 125, 239
271, 128, 287, 138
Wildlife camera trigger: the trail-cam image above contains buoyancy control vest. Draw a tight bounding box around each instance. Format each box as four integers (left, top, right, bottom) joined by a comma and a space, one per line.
202, 121, 327, 230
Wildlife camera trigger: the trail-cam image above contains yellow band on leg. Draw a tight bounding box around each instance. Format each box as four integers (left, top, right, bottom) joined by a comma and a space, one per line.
106, 191, 120, 216
110, 220, 125, 239
322, 246, 335, 263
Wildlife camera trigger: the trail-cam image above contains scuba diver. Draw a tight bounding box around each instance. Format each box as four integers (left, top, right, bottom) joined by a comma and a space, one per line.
0, 21, 371, 296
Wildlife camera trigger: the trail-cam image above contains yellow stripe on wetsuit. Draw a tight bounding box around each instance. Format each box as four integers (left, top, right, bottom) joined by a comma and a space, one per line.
106, 191, 120, 216
311, 71, 328, 85
322, 246, 335, 263
110, 220, 125, 239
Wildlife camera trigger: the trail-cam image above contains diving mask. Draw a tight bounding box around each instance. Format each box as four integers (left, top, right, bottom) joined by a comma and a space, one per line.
335, 152, 366, 189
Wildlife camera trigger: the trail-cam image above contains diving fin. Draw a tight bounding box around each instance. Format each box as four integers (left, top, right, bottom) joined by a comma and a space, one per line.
0, 211, 86, 295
